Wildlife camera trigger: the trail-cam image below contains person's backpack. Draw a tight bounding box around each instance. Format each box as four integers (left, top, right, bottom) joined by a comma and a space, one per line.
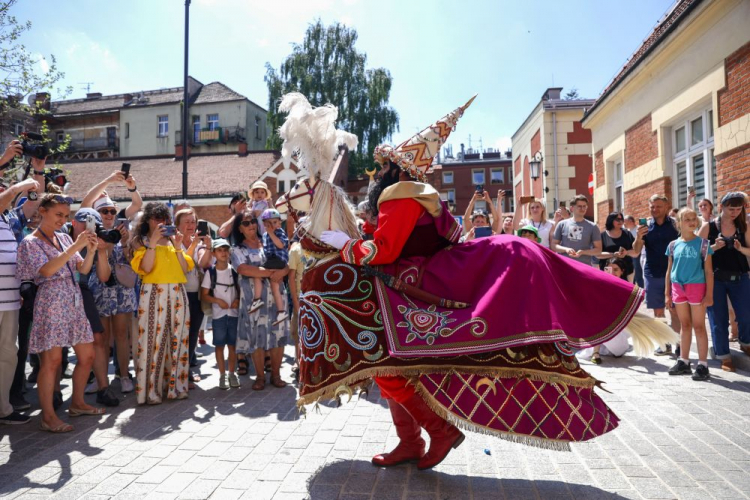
207, 265, 240, 298
667, 238, 709, 261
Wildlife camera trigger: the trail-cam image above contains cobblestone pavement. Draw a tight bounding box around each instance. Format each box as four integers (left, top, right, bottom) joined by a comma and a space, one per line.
2, 328, 750, 500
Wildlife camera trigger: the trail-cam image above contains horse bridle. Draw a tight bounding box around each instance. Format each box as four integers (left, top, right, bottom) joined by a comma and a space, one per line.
278, 177, 320, 223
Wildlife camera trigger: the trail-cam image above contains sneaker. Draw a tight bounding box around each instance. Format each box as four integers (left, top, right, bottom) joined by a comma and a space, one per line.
273, 311, 289, 326
248, 299, 264, 314
120, 377, 134, 394
85, 380, 99, 394
228, 372, 240, 388
219, 374, 229, 390
668, 359, 692, 376
96, 387, 120, 407
654, 344, 672, 356
674, 344, 681, 358
0, 411, 31, 425
10, 395, 30, 411
692, 364, 710, 381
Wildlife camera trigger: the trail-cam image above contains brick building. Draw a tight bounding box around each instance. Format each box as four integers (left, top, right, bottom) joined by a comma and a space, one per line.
512, 87, 596, 219
62, 146, 302, 227
581, 0, 750, 229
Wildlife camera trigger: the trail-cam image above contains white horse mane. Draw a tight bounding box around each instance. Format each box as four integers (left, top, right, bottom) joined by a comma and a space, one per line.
299, 177, 360, 241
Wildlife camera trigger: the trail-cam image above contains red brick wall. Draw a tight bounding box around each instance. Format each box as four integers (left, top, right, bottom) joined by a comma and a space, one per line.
623, 176, 673, 219
514, 156, 521, 177
569, 154, 594, 219
194, 205, 233, 228
597, 199, 614, 232
530, 129, 541, 155
568, 121, 592, 145
594, 150, 604, 188
624, 114, 658, 172
523, 156, 530, 197
425, 161, 513, 215
718, 40, 750, 127
716, 143, 750, 196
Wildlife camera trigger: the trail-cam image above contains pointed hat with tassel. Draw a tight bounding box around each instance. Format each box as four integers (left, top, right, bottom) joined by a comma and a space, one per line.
374, 95, 476, 182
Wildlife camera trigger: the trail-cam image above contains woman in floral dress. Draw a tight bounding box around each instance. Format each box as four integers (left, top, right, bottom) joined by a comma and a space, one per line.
229, 212, 289, 390
16, 194, 105, 432
130, 203, 194, 405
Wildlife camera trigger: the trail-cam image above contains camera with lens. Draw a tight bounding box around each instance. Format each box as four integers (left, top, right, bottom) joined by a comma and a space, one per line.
20, 132, 50, 160
85, 214, 122, 244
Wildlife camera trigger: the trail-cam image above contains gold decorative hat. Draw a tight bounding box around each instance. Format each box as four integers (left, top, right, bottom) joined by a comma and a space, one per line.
374, 95, 476, 182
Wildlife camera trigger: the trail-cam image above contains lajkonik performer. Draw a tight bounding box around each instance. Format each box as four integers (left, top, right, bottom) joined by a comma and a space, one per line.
277, 93, 675, 470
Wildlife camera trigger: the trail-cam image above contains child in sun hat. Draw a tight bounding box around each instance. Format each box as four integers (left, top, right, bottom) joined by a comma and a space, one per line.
516, 225, 542, 243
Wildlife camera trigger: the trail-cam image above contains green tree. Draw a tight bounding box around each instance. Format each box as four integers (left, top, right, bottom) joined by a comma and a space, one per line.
265, 20, 399, 177
564, 88, 580, 100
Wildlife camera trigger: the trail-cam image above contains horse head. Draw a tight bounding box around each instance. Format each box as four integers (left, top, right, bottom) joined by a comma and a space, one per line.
275, 175, 360, 241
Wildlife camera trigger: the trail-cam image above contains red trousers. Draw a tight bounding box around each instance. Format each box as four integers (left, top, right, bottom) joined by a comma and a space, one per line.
374, 375, 415, 403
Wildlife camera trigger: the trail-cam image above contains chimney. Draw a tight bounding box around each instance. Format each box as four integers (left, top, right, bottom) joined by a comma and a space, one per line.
238, 142, 248, 156
543, 87, 563, 101
86, 92, 103, 99
460, 143, 465, 162
34, 92, 51, 112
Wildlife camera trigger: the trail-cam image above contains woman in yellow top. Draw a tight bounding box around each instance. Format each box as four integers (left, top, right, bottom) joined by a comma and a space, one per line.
130, 202, 194, 405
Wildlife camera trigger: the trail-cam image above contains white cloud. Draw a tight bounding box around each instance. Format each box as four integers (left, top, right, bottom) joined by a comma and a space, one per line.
257, 38, 270, 48
36, 54, 50, 74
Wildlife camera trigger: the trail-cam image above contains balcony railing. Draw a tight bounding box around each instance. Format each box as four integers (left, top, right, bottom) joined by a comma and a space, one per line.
53, 137, 119, 151
175, 126, 246, 146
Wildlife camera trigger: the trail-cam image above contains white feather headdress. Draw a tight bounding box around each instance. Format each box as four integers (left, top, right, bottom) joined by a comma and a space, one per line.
277, 92, 358, 180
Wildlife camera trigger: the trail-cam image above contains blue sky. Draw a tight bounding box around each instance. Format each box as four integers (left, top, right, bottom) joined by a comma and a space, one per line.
14, 0, 674, 153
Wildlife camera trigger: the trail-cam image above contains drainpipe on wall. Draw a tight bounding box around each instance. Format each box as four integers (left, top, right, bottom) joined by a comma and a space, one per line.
552, 110, 559, 209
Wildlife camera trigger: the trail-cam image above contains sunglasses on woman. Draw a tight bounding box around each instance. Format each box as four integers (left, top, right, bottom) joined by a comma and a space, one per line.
240, 219, 257, 226
98, 208, 118, 216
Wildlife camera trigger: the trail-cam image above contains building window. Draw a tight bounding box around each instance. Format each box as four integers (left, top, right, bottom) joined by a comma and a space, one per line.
490, 168, 504, 184
508, 196, 514, 213
13, 123, 23, 136
674, 126, 686, 154
672, 107, 714, 208
125, 123, 130, 139
255, 116, 261, 140
157, 116, 169, 137
192, 116, 200, 143
278, 180, 286, 194
474, 201, 487, 212
442, 171, 454, 184
446, 189, 455, 203
56, 131, 64, 143
277, 168, 297, 196
472, 169, 485, 185
613, 161, 624, 212
207, 114, 219, 131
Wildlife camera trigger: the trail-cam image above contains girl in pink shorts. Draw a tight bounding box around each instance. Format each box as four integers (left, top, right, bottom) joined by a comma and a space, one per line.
665, 208, 714, 381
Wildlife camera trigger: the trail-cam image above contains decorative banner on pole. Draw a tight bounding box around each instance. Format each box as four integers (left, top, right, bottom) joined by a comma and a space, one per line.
588, 173, 594, 195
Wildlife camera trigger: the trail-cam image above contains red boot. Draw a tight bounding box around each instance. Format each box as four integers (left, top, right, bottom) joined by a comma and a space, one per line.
399, 393, 465, 470
371, 399, 426, 467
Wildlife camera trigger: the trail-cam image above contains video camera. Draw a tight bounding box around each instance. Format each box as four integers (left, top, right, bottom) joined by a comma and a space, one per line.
84, 214, 122, 244
20, 132, 51, 160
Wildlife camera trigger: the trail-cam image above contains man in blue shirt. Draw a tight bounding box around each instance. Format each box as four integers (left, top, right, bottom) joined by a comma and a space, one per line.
634, 194, 681, 355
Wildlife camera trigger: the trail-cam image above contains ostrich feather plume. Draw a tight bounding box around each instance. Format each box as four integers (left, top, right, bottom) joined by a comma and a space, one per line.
278, 93, 358, 179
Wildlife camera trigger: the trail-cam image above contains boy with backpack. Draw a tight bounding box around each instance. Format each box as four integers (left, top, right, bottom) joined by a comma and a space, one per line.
201, 239, 240, 389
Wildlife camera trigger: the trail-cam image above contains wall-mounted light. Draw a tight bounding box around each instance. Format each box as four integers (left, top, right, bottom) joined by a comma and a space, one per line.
530, 151, 545, 180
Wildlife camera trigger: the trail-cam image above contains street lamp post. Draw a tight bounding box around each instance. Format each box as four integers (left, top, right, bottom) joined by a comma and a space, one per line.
181, 0, 191, 200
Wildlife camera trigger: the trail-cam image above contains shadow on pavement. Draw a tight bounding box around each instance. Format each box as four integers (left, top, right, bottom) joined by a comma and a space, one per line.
305, 459, 630, 499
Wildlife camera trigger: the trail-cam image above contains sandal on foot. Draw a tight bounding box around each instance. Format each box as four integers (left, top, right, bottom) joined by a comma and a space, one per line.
40, 421, 74, 433
591, 354, 602, 365
252, 378, 266, 391
237, 358, 249, 376
68, 406, 106, 417
271, 377, 287, 388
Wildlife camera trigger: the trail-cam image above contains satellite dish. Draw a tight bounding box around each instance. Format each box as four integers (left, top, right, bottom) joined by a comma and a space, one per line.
26, 94, 36, 106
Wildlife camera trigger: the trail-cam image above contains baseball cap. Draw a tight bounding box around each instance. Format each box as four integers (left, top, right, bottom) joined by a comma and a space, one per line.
211, 238, 231, 250
517, 225, 542, 243
74, 208, 102, 224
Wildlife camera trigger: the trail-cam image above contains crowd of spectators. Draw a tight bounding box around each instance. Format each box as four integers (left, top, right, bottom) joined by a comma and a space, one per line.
0, 139, 748, 431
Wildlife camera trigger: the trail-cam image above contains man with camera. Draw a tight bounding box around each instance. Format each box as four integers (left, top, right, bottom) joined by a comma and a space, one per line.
462, 186, 500, 239
0, 140, 44, 424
